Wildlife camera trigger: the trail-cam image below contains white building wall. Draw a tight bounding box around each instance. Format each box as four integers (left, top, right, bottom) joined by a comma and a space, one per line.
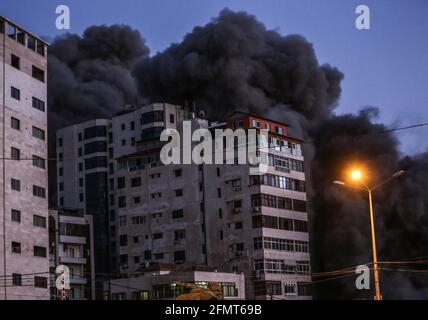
0, 17, 49, 300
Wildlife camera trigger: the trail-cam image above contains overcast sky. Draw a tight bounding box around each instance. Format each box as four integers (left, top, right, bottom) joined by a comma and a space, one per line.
2, 0, 427, 155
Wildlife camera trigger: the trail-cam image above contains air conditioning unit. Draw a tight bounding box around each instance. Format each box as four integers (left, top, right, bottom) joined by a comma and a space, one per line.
252, 206, 260, 213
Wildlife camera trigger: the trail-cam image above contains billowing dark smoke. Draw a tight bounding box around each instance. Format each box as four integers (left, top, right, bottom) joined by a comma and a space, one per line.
133, 8, 343, 122
46, 9, 428, 298
310, 109, 428, 299
47, 24, 149, 205
48, 24, 149, 130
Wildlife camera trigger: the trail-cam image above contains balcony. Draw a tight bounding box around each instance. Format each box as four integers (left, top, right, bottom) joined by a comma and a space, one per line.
59, 256, 87, 265
59, 235, 86, 245
70, 277, 87, 285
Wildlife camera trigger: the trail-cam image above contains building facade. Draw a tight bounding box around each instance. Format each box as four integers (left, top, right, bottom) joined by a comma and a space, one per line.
0, 17, 49, 300
104, 263, 245, 300
58, 104, 311, 299
49, 209, 95, 300
204, 112, 311, 299
56, 119, 111, 297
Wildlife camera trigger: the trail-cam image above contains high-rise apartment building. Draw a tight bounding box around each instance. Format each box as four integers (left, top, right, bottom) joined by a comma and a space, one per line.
0, 17, 49, 300
56, 119, 111, 297
58, 103, 311, 299
49, 208, 95, 300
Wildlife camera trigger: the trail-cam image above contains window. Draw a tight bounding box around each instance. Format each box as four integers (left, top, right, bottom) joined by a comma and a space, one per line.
11, 86, 20, 100
27, 36, 36, 50
267, 281, 282, 295
11, 54, 20, 69
58, 167, 63, 176
79, 163, 83, 172
32, 65, 44, 82
131, 177, 141, 187
32, 126, 45, 140
141, 110, 164, 125
134, 256, 140, 264
34, 276, 48, 288
34, 246, 47, 257
33, 185, 46, 198
175, 189, 183, 197
79, 178, 84, 187
84, 141, 107, 155
121, 139, 126, 146
32, 155, 45, 169
133, 196, 140, 204
78, 132, 82, 141
174, 229, 186, 241
121, 123, 125, 130
284, 283, 296, 295
130, 121, 135, 130
174, 169, 182, 177
79, 193, 84, 202
11, 117, 20, 130
118, 196, 126, 208
296, 261, 311, 275
297, 282, 311, 296
85, 156, 107, 170
117, 177, 125, 189
59, 182, 63, 191
153, 233, 163, 240
32, 97, 45, 112
131, 137, 136, 146
84, 126, 106, 140
218, 208, 223, 219
11, 178, 20, 191
12, 241, 21, 253
16, 29, 25, 45
11, 147, 20, 160
12, 273, 22, 286
172, 209, 184, 219
131, 216, 145, 225
174, 250, 185, 263
120, 235, 128, 247
217, 188, 221, 198
119, 216, 127, 227
235, 222, 243, 229
37, 42, 45, 56
11, 209, 21, 223
234, 120, 244, 129
33, 215, 46, 228
7, 23, 15, 40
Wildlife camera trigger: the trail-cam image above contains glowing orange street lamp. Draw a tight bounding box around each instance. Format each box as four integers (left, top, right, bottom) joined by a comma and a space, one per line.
333, 169, 405, 301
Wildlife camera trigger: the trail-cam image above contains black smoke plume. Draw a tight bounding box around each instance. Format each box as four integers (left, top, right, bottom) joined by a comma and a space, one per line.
46, 9, 428, 298
133, 8, 343, 122
47, 25, 149, 205
48, 24, 149, 131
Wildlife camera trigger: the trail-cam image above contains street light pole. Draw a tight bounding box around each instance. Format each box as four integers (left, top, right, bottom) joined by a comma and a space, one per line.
333, 169, 404, 301
368, 189, 382, 300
